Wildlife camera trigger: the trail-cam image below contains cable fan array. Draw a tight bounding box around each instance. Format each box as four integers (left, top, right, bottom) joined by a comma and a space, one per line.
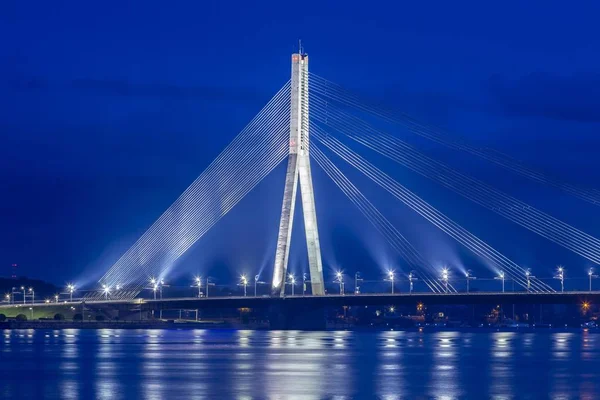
309, 73, 600, 207
92, 81, 291, 299
93, 69, 599, 298
307, 74, 600, 292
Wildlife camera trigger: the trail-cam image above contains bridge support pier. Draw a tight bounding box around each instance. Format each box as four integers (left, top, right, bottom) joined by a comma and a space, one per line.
268, 301, 326, 330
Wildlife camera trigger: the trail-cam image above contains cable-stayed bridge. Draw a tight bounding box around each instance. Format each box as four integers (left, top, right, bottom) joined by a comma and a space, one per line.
87, 51, 600, 302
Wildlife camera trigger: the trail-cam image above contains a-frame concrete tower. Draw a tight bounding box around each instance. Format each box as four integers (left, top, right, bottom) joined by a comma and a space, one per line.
271, 52, 325, 296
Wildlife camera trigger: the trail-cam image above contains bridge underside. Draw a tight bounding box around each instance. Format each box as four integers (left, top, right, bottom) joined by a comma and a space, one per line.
36, 292, 598, 313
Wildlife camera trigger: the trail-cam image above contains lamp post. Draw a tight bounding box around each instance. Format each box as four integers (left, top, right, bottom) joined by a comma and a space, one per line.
354, 272, 363, 294
554, 266, 564, 293
240, 275, 248, 297
388, 270, 395, 294
441, 268, 449, 293
335, 271, 344, 295
54, 294, 59, 303
589, 269, 598, 292
193, 276, 202, 297
21, 286, 25, 304
525, 270, 535, 293
102, 284, 110, 300
303, 273, 308, 296
11, 287, 20, 304
28, 288, 34, 304
465, 270, 476, 293
494, 272, 505, 293
408, 271, 418, 294
288, 274, 295, 296
159, 279, 166, 300
67, 284, 75, 302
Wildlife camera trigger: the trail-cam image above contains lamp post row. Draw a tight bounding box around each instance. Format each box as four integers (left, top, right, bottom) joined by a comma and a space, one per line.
5, 266, 598, 305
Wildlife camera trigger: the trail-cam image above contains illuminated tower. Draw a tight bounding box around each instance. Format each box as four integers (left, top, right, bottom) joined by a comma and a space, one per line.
271, 52, 325, 296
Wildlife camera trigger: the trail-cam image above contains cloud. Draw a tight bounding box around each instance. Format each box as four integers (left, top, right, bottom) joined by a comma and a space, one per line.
486, 72, 600, 123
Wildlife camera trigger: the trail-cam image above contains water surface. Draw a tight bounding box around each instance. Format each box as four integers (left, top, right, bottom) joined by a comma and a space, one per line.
1, 329, 598, 399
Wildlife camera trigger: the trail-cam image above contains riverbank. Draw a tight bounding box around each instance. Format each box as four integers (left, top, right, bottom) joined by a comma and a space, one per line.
0, 320, 244, 330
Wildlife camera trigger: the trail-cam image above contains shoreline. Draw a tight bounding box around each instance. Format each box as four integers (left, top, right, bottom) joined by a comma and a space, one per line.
2, 320, 598, 333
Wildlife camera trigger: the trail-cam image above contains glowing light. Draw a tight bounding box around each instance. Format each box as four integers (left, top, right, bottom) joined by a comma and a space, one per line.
441, 267, 449, 279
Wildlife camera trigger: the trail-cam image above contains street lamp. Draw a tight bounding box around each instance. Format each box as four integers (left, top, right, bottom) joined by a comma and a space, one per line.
254, 275, 260, 297
589, 269, 598, 292
554, 266, 565, 293
21, 286, 25, 304
465, 270, 476, 293
4, 293, 10, 303
240, 275, 248, 297
302, 273, 309, 296
102, 284, 110, 300
408, 271, 418, 294
388, 270, 395, 294
160, 279, 167, 299
205, 277, 214, 298
54, 294, 59, 303
287, 274, 296, 296
67, 284, 75, 302
192, 276, 203, 297
441, 268, 450, 293
28, 288, 34, 304
29, 307, 33, 320
335, 271, 344, 295
494, 271, 505, 293
525, 269, 535, 292
354, 272, 363, 294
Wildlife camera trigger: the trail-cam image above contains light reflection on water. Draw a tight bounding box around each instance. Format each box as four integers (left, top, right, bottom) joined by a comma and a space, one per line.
1, 329, 600, 399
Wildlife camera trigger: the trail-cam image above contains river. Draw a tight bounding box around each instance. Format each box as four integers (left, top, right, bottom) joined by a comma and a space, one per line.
1, 328, 598, 399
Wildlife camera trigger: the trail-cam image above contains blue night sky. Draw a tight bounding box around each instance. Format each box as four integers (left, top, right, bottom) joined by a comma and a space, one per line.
1, 1, 600, 289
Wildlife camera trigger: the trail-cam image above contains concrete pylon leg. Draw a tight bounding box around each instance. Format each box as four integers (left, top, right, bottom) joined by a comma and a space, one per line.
272, 52, 325, 297
299, 154, 324, 295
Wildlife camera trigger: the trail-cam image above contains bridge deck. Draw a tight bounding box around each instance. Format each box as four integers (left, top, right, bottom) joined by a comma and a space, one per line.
3, 291, 598, 311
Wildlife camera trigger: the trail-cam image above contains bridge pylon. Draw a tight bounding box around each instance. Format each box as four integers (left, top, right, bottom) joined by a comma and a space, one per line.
272, 52, 325, 297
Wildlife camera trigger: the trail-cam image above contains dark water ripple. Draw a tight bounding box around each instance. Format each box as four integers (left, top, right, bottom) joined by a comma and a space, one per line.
1, 329, 599, 399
